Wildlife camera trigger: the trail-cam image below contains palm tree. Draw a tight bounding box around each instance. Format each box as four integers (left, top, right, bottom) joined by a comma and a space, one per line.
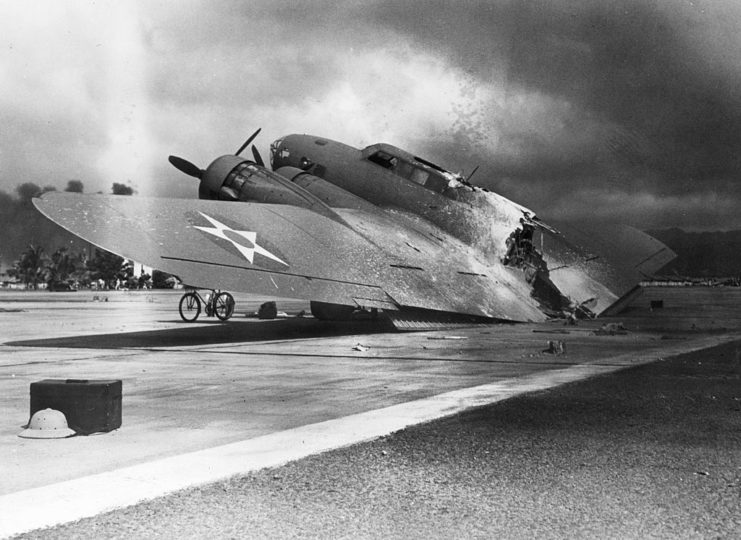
86, 249, 131, 288
9, 244, 48, 290
47, 247, 85, 289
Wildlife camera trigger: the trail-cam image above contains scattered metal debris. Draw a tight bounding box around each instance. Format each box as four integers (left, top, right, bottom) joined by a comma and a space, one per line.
564, 297, 598, 322
594, 322, 629, 335
543, 340, 566, 355
352, 343, 370, 352
426, 336, 468, 340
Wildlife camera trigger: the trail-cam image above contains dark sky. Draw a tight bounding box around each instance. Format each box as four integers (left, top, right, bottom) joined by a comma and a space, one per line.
2, 0, 741, 230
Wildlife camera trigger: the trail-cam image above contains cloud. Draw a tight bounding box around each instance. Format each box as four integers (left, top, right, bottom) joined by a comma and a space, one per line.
363, 0, 741, 228
2, 0, 741, 229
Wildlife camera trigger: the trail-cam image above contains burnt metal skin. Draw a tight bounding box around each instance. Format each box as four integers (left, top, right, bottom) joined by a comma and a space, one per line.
270, 135, 675, 315
33, 133, 674, 323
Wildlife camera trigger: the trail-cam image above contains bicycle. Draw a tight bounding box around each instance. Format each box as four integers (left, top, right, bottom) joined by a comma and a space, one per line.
178, 289, 235, 322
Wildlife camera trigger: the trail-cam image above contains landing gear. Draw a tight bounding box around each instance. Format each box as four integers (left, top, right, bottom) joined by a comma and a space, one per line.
178, 289, 235, 322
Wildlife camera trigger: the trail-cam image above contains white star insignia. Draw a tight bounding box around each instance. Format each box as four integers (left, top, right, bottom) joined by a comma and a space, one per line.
194, 212, 288, 266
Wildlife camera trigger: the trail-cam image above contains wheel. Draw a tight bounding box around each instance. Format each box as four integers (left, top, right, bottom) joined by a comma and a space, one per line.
214, 291, 235, 321
178, 292, 201, 322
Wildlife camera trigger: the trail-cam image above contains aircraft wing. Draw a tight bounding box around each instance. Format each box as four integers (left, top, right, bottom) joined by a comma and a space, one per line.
34, 193, 547, 322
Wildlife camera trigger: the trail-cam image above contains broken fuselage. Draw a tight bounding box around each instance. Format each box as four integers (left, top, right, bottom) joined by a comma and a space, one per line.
262, 135, 669, 318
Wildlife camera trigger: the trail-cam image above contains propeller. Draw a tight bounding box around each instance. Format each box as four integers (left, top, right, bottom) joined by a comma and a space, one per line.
169, 128, 264, 201
168, 155, 203, 179
235, 128, 262, 156
251, 145, 265, 167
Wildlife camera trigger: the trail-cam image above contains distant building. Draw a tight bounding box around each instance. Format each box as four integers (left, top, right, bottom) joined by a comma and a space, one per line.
131, 260, 152, 278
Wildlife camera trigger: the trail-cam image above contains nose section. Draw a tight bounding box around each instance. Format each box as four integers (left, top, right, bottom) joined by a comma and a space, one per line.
270, 137, 290, 169
270, 134, 329, 171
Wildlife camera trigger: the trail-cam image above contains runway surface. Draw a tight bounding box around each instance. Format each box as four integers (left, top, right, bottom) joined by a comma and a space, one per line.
1, 287, 740, 537
16, 339, 741, 539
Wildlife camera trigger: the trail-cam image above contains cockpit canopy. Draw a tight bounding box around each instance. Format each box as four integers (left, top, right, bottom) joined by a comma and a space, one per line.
361, 143, 471, 197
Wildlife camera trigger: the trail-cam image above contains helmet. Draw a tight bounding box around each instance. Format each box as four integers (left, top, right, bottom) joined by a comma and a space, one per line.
19, 408, 76, 439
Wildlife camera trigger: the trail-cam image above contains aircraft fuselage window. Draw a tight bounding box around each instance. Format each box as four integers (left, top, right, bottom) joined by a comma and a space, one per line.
410, 168, 429, 185
394, 160, 414, 180
367, 151, 395, 169
366, 150, 449, 194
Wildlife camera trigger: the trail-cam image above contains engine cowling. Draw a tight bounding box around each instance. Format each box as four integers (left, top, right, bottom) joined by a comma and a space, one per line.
198, 156, 344, 223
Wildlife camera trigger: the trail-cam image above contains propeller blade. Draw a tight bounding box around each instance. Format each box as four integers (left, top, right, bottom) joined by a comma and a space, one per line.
168, 155, 203, 179
235, 128, 262, 156
199, 183, 213, 200
251, 145, 265, 167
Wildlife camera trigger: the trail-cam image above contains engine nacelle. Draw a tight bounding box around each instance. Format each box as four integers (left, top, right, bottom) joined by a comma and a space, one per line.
275, 167, 378, 213
198, 156, 343, 223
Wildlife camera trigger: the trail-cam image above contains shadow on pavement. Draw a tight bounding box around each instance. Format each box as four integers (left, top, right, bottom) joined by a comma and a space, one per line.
7, 318, 395, 349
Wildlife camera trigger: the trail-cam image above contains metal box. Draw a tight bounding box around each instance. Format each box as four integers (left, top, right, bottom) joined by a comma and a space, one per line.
30, 379, 122, 435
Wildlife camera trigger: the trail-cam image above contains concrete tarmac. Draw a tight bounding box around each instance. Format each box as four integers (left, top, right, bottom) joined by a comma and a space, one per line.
20, 339, 740, 540
1, 287, 740, 537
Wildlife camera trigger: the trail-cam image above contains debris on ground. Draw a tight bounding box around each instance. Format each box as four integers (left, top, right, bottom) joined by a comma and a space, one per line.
352, 344, 370, 352
543, 340, 566, 355
533, 329, 570, 334
594, 322, 629, 335
562, 298, 598, 325
426, 336, 468, 340
257, 301, 278, 319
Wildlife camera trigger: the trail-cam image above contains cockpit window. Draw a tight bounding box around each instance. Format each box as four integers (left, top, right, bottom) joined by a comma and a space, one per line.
367, 150, 396, 169
367, 151, 423, 181
365, 148, 470, 198
410, 168, 429, 186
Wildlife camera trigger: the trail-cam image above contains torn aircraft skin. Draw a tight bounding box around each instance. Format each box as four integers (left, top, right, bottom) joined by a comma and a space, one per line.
33, 131, 675, 329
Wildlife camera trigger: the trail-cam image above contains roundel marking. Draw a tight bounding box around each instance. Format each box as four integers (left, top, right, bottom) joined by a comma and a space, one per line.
193, 212, 288, 266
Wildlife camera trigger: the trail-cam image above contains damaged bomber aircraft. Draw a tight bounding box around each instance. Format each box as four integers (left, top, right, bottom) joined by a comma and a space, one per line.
34, 130, 675, 329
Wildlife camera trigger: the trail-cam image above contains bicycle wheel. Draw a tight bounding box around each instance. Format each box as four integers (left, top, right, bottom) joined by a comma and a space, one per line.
178, 292, 201, 322
214, 291, 235, 321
